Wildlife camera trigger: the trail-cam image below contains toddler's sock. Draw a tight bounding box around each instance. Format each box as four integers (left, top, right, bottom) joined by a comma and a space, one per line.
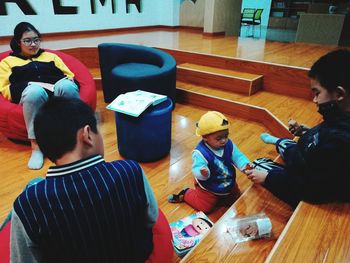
28, 149, 44, 170
260, 133, 279, 145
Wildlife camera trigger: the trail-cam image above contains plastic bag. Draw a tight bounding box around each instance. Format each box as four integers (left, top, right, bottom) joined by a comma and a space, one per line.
225, 212, 272, 243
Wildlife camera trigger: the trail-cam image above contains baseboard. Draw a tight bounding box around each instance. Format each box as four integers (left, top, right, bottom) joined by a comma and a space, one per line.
203, 31, 225, 36
0, 25, 183, 42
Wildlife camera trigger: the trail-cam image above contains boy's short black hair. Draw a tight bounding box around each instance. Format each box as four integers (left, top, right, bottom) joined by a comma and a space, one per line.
309, 49, 350, 93
34, 97, 97, 162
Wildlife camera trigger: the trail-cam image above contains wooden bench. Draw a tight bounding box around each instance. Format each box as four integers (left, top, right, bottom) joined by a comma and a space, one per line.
181, 184, 293, 262
266, 201, 350, 263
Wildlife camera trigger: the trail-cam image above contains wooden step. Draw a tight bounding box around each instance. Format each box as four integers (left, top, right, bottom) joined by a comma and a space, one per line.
266, 202, 350, 263
177, 63, 263, 96
160, 47, 312, 100
176, 81, 322, 129
176, 87, 292, 139
181, 184, 293, 262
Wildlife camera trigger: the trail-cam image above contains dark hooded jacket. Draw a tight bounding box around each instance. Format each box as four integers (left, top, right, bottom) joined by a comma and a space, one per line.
264, 101, 350, 207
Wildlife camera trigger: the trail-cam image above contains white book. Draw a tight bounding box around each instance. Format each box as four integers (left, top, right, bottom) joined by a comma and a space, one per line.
28, 81, 55, 92
106, 90, 167, 117
28, 77, 69, 92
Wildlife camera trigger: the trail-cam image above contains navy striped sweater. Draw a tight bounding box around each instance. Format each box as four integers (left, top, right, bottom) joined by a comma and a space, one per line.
13, 155, 153, 263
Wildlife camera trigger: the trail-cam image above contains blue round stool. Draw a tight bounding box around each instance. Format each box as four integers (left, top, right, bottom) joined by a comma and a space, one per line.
115, 98, 173, 162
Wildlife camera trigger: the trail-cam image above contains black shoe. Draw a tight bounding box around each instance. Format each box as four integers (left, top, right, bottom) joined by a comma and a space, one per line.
167, 188, 189, 203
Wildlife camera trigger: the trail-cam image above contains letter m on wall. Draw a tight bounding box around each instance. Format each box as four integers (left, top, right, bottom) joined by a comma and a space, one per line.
126, 0, 141, 13
0, 0, 37, 15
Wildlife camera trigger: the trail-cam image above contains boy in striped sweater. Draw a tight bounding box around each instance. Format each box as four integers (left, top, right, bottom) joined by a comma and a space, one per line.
10, 97, 172, 263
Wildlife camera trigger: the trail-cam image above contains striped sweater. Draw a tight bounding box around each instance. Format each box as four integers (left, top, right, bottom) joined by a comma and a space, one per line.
11, 155, 156, 263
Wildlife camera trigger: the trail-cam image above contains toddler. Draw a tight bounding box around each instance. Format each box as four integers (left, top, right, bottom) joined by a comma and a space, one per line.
168, 111, 251, 212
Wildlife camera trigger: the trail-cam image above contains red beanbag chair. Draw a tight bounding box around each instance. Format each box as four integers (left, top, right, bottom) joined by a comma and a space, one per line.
146, 209, 173, 263
0, 49, 96, 141
0, 221, 10, 263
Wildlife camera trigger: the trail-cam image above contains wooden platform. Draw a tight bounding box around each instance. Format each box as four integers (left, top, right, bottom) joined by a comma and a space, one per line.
1, 28, 349, 263
60, 44, 336, 263
78, 45, 321, 137
0, 26, 340, 68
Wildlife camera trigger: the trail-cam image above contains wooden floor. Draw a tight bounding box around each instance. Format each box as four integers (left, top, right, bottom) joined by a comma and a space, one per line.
0, 28, 346, 262
0, 27, 345, 68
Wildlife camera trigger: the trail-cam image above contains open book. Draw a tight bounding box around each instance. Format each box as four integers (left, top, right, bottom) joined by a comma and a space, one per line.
106, 90, 167, 117
28, 77, 69, 92
170, 211, 213, 257
28, 81, 55, 92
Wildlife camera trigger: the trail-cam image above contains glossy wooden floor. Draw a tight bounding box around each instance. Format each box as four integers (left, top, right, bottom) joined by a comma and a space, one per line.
0, 27, 344, 68
0, 89, 278, 222
0, 90, 282, 263
0, 28, 341, 262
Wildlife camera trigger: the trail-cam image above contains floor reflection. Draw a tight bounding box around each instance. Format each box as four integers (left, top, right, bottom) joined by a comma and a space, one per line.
240, 25, 296, 43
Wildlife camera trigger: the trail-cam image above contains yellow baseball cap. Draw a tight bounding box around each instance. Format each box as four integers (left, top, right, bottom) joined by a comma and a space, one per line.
196, 111, 229, 136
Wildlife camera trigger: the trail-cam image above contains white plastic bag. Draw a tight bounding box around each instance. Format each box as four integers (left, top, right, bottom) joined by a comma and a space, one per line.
225, 212, 272, 243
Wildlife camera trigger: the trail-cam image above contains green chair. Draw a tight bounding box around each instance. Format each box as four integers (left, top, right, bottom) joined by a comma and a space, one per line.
240, 8, 263, 38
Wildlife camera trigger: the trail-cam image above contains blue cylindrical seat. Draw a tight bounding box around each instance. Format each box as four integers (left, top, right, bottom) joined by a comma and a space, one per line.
115, 98, 173, 162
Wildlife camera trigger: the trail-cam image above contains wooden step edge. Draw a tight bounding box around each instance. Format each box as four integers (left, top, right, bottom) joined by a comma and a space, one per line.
176, 87, 292, 139
264, 203, 302, 263
265, 202, 350, 263
94, 77, 102, 90
250, 77, 263, 95
177, 65, 263, 82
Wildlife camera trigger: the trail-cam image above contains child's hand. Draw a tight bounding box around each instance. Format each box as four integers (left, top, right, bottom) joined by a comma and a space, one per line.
288, 119, 309, 136
246, 169, 268, 184
200, 167, 209, 178
242, 163, 254, 175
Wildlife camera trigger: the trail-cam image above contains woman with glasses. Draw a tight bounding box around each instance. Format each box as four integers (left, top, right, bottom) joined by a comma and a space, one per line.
0, 22, 80, 169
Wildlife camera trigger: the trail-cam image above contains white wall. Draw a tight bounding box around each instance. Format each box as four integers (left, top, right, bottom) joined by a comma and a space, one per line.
241, 0, 272, 26
159, 1, 181, 26
180, 0, 205, 27
203, 0, 215, 33
0, 0, 181, 36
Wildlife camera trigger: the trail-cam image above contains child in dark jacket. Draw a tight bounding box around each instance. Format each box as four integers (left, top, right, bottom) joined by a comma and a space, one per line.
168, 111, 251, 213
246, 49, 350, 208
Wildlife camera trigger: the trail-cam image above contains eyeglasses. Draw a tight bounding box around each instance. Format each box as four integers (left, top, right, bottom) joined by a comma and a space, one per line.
21, 38, 41, 46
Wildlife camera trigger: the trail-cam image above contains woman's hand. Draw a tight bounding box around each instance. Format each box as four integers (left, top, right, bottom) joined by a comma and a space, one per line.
245, 169, 268, 184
